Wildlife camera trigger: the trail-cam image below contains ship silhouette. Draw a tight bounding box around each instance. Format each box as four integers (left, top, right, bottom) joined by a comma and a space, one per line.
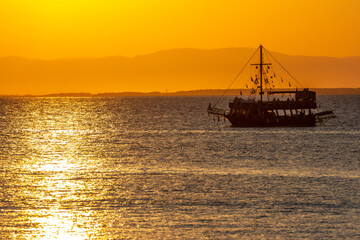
208, 45, 335, 127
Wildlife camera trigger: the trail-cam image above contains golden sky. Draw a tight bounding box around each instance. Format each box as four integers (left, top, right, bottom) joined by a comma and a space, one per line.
0, 0, 359, 59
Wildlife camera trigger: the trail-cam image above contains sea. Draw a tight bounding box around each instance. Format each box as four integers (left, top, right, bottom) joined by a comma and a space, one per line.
0, 95, 359, 239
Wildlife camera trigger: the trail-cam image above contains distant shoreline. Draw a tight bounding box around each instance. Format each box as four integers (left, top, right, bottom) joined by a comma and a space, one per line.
1, 88, 359, 97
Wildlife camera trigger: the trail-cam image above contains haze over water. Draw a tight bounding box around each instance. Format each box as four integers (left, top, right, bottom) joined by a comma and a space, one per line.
0, 95, 359, 239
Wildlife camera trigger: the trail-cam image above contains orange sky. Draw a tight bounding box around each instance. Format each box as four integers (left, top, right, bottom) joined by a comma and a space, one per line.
0, 0, 359, 59
0, 0, 359, 95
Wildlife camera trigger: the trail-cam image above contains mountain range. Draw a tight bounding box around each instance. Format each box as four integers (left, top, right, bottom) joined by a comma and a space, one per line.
0, 47, 359, 95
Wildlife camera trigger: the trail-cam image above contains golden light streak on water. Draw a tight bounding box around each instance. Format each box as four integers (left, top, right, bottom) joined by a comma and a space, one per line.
27, 210, 88, 240
16, 99, 101, 239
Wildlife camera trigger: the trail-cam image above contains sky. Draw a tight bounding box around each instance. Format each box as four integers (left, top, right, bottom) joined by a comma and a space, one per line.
0, 0, 359, 59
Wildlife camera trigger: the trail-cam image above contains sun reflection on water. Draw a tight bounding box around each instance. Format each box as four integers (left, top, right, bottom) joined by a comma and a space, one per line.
27, 210, 88, 240
17, 98, 101, 239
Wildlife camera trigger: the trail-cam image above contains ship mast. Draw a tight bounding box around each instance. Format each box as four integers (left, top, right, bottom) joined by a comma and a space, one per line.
260, 45, 264, 102
251, 44, 271, 102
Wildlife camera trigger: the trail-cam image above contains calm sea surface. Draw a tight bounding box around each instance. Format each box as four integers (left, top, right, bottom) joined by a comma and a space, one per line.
0, 95, 359, 239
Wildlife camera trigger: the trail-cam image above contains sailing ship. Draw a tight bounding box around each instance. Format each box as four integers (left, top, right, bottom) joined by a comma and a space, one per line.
208, 45, 335, 127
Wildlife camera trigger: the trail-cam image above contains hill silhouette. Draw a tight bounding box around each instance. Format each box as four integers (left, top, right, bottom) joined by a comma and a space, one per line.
0, 47, 359, 95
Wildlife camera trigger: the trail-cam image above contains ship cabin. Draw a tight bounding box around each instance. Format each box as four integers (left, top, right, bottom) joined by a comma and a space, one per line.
227, 88, 317, 127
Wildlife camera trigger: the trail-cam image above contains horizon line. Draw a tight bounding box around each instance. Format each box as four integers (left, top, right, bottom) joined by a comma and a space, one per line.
1, 88, 359, 97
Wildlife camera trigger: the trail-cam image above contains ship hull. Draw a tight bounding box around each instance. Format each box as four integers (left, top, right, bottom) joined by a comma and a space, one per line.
226, 114, 316, 127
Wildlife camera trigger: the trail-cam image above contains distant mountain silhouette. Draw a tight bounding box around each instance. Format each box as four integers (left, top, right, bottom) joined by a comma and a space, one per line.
0, 48, 359, 95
